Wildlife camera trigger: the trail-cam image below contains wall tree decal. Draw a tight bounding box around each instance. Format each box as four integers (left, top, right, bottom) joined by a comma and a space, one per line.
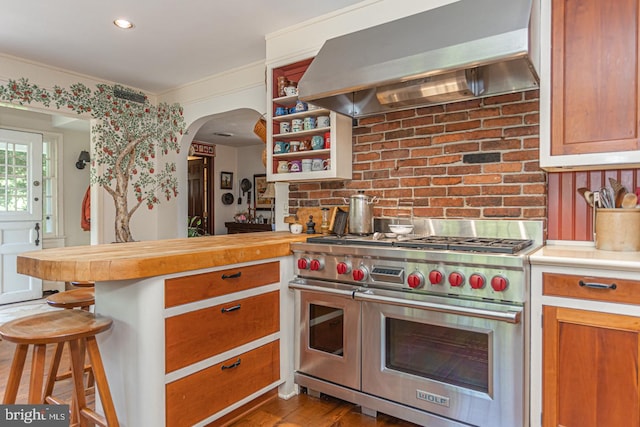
0, 78, 186, 242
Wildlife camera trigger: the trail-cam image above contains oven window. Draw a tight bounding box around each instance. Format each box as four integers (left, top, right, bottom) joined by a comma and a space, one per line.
386, 318, 489, 393
309, 304, 344, 356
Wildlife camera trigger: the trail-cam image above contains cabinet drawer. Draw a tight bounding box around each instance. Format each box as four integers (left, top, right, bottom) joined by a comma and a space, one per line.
543, 272, 640, 305
166, 340, 279, 427
166, 291, 279, 373
165, 261, 279, 308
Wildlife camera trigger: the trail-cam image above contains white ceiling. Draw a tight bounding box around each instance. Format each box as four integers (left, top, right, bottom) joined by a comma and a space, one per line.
0, 0, 364, 146
0, 0, 363, 94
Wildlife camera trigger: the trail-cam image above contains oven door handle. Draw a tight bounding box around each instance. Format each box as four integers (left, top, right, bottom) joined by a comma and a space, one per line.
288, 281, 358, 298
353, 290, 522, 324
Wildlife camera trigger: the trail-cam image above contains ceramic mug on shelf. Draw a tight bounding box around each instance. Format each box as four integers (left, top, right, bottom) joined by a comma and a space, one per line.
275, 107, 287, 116
277, 76, 289, 97
311, 135, 325, 150
279, 122, 290, 133
284, 86, 297, 96
324, 132, 331, 148
317, 115, 330, 128
291, 119, 304, 132
295, 100, 308, 112
277, 161, 289, 174
290, 141, 300, 152
274, 141, 290, 154
289, 160, 302, 173
301, 158, 313, 172
303, 116, 316, 130
299, 140, 310, 151
311, 158, 329, 171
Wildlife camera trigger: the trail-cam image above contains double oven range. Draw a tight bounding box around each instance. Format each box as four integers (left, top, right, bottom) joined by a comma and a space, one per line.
289, 219, 543, 427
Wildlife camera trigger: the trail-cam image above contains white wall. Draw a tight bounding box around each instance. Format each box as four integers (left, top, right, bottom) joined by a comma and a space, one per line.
0, 106, 90, 247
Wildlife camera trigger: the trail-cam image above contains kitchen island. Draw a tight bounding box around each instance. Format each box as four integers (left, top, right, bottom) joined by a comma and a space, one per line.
17, 232, 309, 427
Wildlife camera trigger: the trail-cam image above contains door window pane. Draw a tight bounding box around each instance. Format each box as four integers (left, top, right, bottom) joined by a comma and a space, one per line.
0, 142, 30, 213
386, 318, 489, 392
309, 304, 344, 356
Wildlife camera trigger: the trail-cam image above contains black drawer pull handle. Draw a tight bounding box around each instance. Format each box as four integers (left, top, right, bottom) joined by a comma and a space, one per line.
578, 280, 617, 290
221, 304, 241, 313
221, 359, 241, 370
221, 272, 242, 279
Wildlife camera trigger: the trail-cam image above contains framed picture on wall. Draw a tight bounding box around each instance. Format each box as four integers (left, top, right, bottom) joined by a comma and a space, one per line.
254, 174, 271, 210
220, 171, 233, 189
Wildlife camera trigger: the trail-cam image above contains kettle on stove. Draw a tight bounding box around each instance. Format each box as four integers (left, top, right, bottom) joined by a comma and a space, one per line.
344, 192, 378, 235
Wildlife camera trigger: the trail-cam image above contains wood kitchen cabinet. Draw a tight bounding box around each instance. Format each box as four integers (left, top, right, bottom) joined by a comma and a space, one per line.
533, 268, 640, 427
266, 57, 352, 182
164, 261, 281, 426
542, 306, 640, 427
541, 0, 640, 169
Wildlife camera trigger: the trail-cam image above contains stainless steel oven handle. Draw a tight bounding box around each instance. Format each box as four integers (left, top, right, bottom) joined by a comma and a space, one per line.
288, 281, 357, 298
353, 290, 522, 324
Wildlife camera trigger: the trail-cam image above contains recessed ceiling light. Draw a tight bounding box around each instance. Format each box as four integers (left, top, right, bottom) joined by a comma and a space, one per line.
113, 19, 134, 29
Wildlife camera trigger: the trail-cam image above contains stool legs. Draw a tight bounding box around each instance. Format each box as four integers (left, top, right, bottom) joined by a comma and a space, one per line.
70, 337, 119, 427
28, 344, 47, 403
3, 344, 28, 403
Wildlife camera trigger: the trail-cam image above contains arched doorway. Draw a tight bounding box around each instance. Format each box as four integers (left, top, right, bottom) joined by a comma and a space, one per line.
185, 108, 265, 235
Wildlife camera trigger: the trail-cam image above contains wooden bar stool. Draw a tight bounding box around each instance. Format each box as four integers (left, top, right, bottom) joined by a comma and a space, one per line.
70, 281, 95, 288
46, 288, 97, 395
46, 288, 95, 311
0, 310, 119, 426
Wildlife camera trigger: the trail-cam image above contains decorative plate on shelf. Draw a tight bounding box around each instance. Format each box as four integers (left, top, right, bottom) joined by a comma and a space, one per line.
221, 192, 234, 205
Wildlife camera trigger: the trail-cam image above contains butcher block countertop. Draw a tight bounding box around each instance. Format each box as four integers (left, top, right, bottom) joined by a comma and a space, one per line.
17, 231, 310, 282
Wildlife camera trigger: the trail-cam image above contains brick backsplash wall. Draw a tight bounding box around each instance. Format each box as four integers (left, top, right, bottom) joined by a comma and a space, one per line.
288, 89, 547, 226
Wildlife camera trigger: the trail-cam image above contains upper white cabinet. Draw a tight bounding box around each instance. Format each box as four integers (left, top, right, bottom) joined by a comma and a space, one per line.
266, 58, 352, 182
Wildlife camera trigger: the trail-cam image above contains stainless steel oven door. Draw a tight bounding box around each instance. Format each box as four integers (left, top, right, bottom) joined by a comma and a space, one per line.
291, 280, 361, 390
358, 289, 524, 427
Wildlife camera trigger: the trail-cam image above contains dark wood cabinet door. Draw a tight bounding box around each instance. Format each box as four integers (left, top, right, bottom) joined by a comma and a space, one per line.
551, 0, 640, 155
543, 306, 640, 427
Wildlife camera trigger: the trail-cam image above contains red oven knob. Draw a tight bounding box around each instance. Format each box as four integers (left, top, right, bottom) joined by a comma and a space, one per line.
310, 259, 324, 271
297, 257, 310, 270
336, 261, 351, 275
352, 267, 368, 282
428, 270, 443, 285
407, 272, 425, 289
449, 272, 465, 287
469, 274, 486, 289
491, 275, 509, 292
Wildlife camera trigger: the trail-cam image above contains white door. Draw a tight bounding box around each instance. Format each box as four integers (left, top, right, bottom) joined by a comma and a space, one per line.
0, 128, 43, 304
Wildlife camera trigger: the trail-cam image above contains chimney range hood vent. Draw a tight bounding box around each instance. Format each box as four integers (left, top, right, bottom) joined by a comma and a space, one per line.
298, 0, 539, 118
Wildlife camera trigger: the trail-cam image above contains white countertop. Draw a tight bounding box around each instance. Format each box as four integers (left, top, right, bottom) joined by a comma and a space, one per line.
530, 240, 640, 272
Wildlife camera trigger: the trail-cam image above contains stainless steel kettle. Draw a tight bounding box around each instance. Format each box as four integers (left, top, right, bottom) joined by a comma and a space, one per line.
344, 193, 378, 235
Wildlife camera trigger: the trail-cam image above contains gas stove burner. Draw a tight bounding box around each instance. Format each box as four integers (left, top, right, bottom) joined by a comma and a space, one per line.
306, 234, 395, 247
305, 234, 533, 254
395, 236, 534, 254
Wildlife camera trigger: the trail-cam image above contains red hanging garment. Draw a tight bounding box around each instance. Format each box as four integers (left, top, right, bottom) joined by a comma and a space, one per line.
81, 186, 91, 231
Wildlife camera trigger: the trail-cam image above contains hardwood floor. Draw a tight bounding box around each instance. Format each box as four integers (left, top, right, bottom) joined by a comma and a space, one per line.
227, 392, 420, 427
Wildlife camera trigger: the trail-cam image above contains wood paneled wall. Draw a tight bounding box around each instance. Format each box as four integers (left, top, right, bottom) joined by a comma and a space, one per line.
548, 169, 640, 241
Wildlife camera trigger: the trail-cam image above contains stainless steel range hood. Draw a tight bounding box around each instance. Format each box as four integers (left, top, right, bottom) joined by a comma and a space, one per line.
298, 0, 539, 118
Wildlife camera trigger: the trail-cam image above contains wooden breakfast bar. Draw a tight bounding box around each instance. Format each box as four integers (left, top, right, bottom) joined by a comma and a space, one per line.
17, 232, 309, 427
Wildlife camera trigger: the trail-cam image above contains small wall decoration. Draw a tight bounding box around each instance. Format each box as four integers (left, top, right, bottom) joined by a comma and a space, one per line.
220, 171, 233, 189
254, 174, 271, 210
191, 141, 215, 157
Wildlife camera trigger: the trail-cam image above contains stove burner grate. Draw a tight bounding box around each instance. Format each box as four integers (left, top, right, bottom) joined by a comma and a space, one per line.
397, 237, 533, 254
305, 235, 533, 254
